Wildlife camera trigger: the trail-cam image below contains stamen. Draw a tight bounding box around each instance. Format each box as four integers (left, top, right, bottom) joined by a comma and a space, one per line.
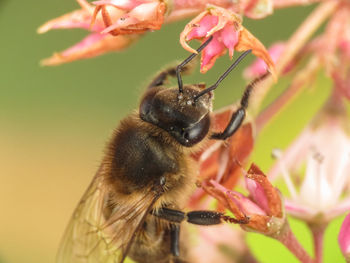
311, 148, 324, 208
216, 147, 229, 182
199, 141, 222, 163
272, 149, 298, 200
331, 148, 350, 200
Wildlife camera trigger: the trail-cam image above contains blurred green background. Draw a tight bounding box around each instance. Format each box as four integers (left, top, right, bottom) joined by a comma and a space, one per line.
0, 0, 345, 262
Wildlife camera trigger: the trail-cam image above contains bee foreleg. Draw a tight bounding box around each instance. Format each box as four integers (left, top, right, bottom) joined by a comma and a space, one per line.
211, 72, 270, 140
147, 68, 177, 89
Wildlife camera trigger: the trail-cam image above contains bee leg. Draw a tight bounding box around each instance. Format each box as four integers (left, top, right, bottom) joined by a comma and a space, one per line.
211, 72, 270, 140
186, 211, 223, 225
152, 208, 185, 223
187, 211, 250, 225
153, 208, 221, 225
147, 63, 196, 90
147, 68, 177, 89
153, 208, 249, 226
170, 224, 180, 257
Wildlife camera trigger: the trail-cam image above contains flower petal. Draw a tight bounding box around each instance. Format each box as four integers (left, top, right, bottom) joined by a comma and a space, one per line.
244, 0, 273, 19
187, 15, 218, 40
245, 176, 269, 214
247, 164, 283, 218
284, 199, 315, 220
227, 190, 267, 216
328, 198, 350, 220
188, 224, 247, 263
95, 1, 166, 36
244, 42, 285, 79
37, 7, 100, 34
268, 126, 313, 181
200, 35, 226, 73
220, 24, 239, 58
180, 5, 243, 70
128, 2, 159, 21
235, 27, 277, 80
93, 0, 141, 10
339, 213, 350, 259
41, 34, 138, 66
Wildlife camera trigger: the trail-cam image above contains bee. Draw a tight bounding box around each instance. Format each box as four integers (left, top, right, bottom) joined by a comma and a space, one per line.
57, 36, 269, 263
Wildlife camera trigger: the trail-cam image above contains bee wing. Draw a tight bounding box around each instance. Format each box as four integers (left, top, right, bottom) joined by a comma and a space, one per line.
56, 165, 158, 263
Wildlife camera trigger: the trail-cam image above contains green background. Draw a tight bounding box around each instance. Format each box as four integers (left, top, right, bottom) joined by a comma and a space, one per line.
0, 0, 345, 262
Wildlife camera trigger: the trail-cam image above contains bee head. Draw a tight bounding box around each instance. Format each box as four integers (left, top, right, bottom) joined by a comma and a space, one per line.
139, 85, 213, 147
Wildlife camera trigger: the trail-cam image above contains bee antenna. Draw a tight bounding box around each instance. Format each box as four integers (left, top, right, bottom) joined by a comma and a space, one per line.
176, 36, 213, 93
193, 50, 252, 101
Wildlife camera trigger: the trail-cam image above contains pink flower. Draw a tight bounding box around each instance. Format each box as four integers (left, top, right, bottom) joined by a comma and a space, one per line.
244, 42, 285, 78
269, 99, 350, 223
204, 163, 285, 234
339, 213, 350, 261
91, 0, 166, 36
37, 0, 139, 65
332, 39, 350, 100
243, 0, 273, 19
180, 5, 276, 75
189, 106, 254, 208
187, 224, 255, 263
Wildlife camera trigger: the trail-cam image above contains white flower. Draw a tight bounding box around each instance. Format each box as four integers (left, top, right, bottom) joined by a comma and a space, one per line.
269, 99, 350, 223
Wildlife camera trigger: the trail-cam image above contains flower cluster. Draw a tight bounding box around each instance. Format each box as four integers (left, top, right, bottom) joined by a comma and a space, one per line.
38, 0, 276, 72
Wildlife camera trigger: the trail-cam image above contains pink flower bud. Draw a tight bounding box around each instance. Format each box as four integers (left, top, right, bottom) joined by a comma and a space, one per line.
37, 0, 140, 65
91, 0, 166, 36
244, 42, 285, 79
339, 213, 350, 260
203, 163, 284, 234
37, 0, 164, 65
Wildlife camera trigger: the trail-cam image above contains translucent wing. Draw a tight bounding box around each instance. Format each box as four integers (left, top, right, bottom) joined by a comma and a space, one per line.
56, 165, 157, 263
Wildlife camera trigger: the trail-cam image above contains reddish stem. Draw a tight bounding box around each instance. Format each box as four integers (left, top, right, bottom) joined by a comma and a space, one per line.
276, 223, 314, 263
256, 55, 320, 131
273, 0, 322, 9
309, 223, 327, 263
250, 1, 339, 115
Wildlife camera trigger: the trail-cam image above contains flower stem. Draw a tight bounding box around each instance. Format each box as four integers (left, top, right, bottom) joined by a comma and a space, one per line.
309, 223, 327, 263
255, 55, 320, 131
273, 0, 322, 9
250, 1, 339, 115
276, 223, 314, 263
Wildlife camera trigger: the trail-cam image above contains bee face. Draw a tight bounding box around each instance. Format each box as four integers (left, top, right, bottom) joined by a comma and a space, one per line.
139, 85, 213, 147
